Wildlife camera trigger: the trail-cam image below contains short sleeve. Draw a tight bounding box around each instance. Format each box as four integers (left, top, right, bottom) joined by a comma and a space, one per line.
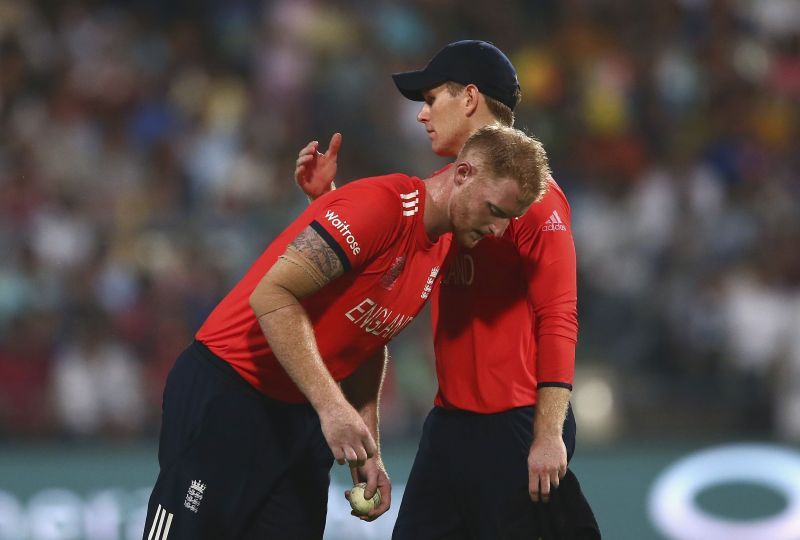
308, 179, 404, 272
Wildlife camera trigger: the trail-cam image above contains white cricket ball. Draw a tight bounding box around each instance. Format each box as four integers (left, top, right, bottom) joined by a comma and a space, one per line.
349, 482, 381, 515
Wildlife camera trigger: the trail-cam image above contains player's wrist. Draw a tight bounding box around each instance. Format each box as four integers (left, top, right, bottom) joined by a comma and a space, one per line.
306, 183, 334, 203
310, 385, 350, 416
313, 182, 336, 200
532, 428, 563, 442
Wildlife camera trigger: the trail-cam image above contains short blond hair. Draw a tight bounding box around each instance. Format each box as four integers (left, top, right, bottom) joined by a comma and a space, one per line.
445, 81, 520, 127
458, 124, 551, 205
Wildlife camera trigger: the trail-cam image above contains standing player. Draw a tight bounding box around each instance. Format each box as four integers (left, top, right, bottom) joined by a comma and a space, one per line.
295, 40, 599, 538
142, 124, 552, 539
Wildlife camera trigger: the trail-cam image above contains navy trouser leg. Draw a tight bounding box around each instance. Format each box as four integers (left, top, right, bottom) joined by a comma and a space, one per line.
143, 343, 333, 539
392, 411, 465, 540
393, 405, 577, 540
242, 421, 333, 539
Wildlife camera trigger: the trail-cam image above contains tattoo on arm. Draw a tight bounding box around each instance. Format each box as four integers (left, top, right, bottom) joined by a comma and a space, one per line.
290, 227, 345, 282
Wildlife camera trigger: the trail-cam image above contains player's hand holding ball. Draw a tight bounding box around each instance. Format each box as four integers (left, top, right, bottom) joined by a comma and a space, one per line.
346, 458, 391, 521
349, 482, 381, 515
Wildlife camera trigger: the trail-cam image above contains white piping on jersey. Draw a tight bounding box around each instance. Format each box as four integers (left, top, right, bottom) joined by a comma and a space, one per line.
400, 190, 419, 217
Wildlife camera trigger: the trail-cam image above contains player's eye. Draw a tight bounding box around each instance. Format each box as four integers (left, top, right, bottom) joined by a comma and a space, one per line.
489, 204, 506, 218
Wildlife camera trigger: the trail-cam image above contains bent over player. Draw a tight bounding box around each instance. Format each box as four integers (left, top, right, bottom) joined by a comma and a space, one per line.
142, 124, 551, 539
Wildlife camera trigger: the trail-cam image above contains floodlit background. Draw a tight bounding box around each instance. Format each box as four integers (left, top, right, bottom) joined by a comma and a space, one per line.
1, 0, 799, 538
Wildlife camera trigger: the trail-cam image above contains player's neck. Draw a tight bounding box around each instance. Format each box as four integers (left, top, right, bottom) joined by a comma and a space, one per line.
421, 167, 456, 241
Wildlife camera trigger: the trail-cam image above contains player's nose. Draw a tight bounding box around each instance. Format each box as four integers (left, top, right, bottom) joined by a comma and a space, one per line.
488, 219, 510, 238
417, 104, 430, 123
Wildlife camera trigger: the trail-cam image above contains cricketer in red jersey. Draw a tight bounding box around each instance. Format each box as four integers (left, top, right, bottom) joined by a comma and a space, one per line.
434, 177, 577, 412
142, 124, 552, 540
196, 173, 447, 404
296, 40, 599, 539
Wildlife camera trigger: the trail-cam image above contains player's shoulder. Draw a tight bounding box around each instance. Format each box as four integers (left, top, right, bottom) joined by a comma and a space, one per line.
339, 173, 420, 198
544, 178, 569, 204
518, 177, 571, 224
323, 173, 423, 224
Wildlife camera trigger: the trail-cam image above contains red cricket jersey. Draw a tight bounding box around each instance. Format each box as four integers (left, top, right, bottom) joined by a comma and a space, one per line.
196, 174, 450, 403
433, 178, 577, 413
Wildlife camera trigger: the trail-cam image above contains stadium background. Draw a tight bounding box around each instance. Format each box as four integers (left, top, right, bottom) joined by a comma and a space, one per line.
1, 0, 799, 538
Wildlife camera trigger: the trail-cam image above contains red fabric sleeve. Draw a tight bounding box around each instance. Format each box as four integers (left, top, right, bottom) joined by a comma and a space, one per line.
512, 181, 578, 386
308, 179, 404, 271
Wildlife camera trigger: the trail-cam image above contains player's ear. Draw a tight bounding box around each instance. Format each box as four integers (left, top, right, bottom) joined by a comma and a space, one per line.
454, 161, 473, 186
464, 84, 480, 115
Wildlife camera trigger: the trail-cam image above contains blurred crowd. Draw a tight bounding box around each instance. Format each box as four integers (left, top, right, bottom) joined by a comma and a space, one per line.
0, 0, 798, 443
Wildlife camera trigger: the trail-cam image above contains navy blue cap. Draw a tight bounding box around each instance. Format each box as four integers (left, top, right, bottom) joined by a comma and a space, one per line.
392, 40, 520, 110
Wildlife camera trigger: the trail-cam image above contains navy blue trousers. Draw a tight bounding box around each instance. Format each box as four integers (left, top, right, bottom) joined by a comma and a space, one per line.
393, 405, 577, 540
142, 341, 333, 540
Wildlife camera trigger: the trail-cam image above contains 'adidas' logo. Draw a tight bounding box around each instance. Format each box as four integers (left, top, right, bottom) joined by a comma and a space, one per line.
542, 210, 567, 232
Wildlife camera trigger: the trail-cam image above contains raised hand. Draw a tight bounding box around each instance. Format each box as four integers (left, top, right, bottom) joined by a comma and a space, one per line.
294, 132, 341, 200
